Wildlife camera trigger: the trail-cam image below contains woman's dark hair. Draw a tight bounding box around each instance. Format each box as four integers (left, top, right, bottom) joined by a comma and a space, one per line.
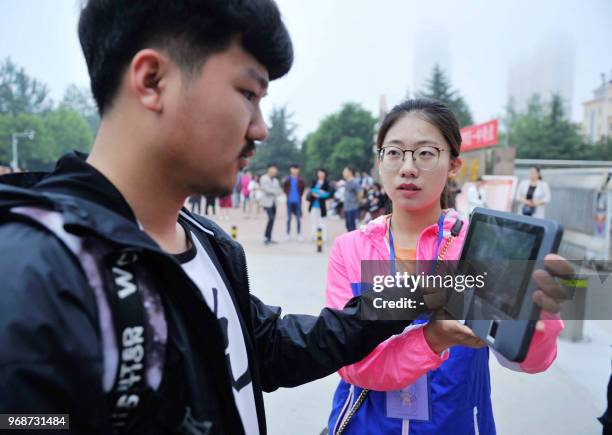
312, 168, 328, 186
532, 166, 543, 180
79, 0, 293, 115
376, 98, 462, 209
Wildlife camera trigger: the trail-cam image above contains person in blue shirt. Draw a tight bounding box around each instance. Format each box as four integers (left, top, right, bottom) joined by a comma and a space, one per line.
307, 168, 332, 242
283, 164, 305, 241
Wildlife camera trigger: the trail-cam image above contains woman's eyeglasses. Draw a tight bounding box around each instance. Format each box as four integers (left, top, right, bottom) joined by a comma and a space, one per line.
378, 145, 447, 171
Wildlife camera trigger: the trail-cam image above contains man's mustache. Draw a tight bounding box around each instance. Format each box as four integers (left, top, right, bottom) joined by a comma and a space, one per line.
239, 141, 256, 157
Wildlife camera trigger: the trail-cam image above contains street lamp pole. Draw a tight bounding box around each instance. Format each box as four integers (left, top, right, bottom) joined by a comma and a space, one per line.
10, 130, 35, 171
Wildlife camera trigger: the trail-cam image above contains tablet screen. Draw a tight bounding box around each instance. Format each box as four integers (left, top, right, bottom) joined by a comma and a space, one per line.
463, 217, 543, 317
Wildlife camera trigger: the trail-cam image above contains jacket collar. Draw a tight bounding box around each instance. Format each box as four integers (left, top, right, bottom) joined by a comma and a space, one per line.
360, 209, 464, 257
0, 152, 218, 250
361, 209, 463, 236
33, 151, 137, 222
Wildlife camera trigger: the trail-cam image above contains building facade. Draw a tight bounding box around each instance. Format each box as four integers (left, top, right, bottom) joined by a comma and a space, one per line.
507, 32, 575, 116
582, 73, 612, 143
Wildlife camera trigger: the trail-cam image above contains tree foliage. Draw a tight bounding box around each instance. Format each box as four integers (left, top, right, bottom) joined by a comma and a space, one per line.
417, 64, 474, 127
0, 113, 44, 167
61, 85, 100, 134
0, 108, 93, 170
0, 58, 52, 116
0, 59, 94, 170
303, 103, 376, 179
582, 136, 612, 161
504, 94, 588, 160
248, 105, 301, 176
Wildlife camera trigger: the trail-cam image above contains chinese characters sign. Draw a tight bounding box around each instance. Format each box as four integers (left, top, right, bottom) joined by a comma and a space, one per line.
460, 119, 498, 151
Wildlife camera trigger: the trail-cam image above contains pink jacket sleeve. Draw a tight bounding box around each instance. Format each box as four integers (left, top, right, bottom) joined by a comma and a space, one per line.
519, 311, 563, 373
491, 310, 564, 373
326, 239, 449, 391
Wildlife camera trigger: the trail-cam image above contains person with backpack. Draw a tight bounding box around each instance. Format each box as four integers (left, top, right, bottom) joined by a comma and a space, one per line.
0, 3, 424, 434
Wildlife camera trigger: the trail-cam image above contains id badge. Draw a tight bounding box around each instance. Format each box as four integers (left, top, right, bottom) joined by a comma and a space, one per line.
385, 374, 431, 421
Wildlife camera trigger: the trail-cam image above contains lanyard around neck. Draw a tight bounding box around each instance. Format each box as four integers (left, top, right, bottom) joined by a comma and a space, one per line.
388, 212, 445, 273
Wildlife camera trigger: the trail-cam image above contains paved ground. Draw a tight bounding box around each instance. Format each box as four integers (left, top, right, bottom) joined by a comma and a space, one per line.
199, 199, 611, 435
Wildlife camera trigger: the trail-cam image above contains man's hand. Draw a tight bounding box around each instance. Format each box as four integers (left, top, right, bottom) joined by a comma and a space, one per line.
532, 254, 574, 313
423, 311, 486, 354
532, 253, 575, 331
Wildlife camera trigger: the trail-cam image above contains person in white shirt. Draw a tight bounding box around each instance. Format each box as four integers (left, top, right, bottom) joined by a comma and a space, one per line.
466, 177, 487, 215
247, 174, 261, 218
259, 164, 283, 244
516, 166, 551, 218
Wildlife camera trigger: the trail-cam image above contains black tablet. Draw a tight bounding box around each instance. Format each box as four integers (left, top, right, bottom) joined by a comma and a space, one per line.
450, 208, 563, 362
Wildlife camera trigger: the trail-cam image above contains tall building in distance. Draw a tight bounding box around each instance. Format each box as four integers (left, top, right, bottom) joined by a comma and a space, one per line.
413, 29, 451, 95
507, 32, 575, 116
582, 73, 612, 143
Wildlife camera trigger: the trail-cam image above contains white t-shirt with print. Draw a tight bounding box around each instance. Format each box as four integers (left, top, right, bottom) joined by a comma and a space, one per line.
179, 232, 259, 435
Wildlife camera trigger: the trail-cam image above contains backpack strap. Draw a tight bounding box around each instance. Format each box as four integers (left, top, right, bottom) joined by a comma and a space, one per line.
102, 249, 148, 433
7, 206, 151, 434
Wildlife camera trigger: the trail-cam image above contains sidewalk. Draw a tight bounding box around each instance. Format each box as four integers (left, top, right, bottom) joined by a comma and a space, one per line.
202, 200, 610, 435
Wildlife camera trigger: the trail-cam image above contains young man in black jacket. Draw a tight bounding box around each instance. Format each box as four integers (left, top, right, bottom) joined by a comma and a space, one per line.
0, 1, 574, 434
0, 2, 419, 434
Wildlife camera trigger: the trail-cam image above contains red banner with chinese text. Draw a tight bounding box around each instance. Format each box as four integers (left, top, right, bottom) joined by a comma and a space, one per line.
460, 119, 498, 151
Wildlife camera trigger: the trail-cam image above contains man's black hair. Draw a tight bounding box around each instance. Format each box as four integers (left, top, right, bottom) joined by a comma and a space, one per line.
78, 0, 293, 115
266, 163, 277, 169
289, 163, 299, 169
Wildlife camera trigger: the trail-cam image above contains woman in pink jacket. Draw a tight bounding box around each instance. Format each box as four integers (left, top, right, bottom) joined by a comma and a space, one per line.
326, 99, 568, 435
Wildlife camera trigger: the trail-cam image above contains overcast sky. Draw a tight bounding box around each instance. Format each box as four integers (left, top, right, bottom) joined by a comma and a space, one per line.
1, 0, 611, 140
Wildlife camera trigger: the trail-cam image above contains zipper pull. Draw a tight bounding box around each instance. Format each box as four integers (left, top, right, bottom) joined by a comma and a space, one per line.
451, 219, 463, 237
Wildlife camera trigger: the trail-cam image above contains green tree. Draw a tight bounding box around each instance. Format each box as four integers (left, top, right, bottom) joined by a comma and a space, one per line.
40, 107, 93, 162
0, 108, 93, 171
0, 60, 94, 170
0, 58, 52, 116
541, 94, 585, 159
61, 85, 100, 135
0, 113, 45, 168
505, 93, 584, 159
582, 136, 612, 161
248, 105, 301, 176
417, 64, 474, 127
303, 102, 376, 179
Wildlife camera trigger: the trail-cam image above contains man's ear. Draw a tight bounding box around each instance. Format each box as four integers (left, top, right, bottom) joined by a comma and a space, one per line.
449, 157, 462, 178
128, 49, 170, 113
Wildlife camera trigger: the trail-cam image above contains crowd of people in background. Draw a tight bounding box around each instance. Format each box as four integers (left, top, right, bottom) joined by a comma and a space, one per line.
184, 162, 392, 245
4, 158, 550, 232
